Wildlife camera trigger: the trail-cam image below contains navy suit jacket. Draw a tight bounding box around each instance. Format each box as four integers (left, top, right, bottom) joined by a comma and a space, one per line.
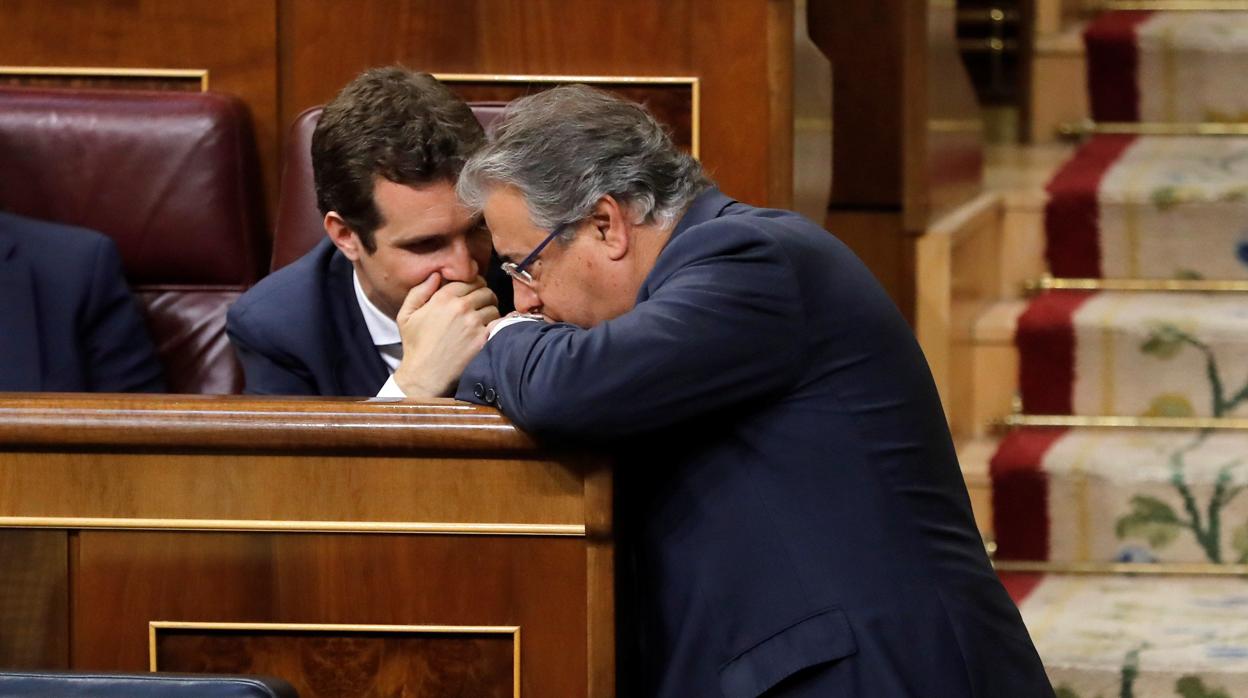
0, 211, 165, 393
227, 238, 514, 396
456, 190, 1053, 698
226, 238, 390, 396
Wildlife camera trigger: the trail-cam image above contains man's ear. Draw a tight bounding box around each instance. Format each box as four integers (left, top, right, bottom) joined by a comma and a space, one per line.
324, 212, 364, 262
591, 195, 631, 261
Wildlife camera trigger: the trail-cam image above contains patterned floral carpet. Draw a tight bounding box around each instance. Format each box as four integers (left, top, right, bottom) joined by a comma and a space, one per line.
1086, 11, 1248, 125
1003, 573, 1248, 698
990, 7, 1248, 696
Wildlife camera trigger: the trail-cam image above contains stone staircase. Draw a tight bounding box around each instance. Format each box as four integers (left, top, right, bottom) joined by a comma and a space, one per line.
968, 3, 1248, 695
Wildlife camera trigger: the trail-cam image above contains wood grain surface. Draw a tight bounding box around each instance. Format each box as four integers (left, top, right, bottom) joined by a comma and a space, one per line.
279, 0, 792, 208
73, 532, 586, 696
157, 629, 514, 698
0, 530, 68, 668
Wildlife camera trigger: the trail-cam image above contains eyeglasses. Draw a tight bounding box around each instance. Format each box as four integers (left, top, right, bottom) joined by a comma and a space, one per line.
500, 222, 570, 288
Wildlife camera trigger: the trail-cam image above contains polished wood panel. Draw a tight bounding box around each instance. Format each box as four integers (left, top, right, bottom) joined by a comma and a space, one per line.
0, 1, 793, 237
922, 2, 986, 224
914, 192, 1005, 434
0, 530, 68, 669
0, 73, 203, 92
0, 394, 534, 452
808, 1, 907, 209
0, 451, 584, 528
807, 0, 982, 220
0, 394, 612, 694
808, 0, 984, 318
0, 398, 588, 527
0, 0, 280, 217
441, 78, 695, 154
73, 532, 585, 697
581, 467, 614, 698
156, 628, 514, 698
278, 0, 793, 208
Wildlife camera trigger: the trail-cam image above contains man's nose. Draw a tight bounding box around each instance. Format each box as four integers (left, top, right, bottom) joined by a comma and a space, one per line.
442, 236, 480, 281
512, 280, 541, 314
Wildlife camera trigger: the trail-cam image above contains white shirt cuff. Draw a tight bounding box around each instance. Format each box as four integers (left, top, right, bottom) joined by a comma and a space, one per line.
376, 374, 407, 398
488, 314, 542, 340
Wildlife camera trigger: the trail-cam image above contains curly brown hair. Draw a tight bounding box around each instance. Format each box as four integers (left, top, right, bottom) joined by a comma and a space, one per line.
311, 67, 484, 252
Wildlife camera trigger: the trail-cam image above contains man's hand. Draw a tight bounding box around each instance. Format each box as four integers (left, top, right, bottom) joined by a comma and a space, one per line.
392, 273, 500, 398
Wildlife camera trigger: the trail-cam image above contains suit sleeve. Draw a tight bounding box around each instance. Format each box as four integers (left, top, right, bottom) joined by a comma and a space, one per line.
225, 303, 321, 396
80, 237, 167, 393
455, 221, 808, 438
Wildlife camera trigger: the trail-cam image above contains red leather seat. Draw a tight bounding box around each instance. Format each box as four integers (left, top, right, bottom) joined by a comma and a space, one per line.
270, 102, 509, 272
0, 86, 267, 393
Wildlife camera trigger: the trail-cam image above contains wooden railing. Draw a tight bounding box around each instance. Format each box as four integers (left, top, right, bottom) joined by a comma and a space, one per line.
0, 394, 612, 698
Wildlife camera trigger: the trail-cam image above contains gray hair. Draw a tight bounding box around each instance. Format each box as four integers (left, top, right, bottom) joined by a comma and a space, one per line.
456, 85, 711, 235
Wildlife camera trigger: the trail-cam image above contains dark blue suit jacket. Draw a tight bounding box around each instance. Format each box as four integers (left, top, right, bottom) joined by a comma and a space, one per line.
226, 238, 389, 396
227, 238, 514, 396
0, 211, 165, 393
456, 190, 1053, 698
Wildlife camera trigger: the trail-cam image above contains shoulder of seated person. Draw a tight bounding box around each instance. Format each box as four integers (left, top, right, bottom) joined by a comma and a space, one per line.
232, 244, 335, 318
0, 212, 116, 273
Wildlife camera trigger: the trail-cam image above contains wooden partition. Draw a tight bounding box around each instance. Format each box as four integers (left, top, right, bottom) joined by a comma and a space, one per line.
808, 0, 985, 320
0, 0, 795, 225
0, 395, 612, 697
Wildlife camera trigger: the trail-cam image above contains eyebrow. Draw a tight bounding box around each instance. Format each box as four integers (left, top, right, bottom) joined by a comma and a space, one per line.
392, 231, 449, 247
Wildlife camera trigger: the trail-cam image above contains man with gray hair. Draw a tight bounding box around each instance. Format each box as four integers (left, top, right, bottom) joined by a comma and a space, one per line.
455, 86, 1053, 697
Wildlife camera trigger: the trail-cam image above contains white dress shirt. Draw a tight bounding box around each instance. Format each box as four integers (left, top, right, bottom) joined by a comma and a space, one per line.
353, 271, 407, 398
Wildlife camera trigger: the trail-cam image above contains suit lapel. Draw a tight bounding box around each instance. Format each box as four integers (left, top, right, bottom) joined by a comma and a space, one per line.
0, 234, 43, 391
327, 250, 389, 395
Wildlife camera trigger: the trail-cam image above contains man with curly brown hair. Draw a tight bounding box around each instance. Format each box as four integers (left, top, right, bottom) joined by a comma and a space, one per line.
228, 67, 510, 397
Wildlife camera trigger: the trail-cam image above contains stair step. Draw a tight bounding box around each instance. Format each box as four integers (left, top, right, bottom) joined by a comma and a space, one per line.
1088, 10, 1248, 124
1047, 135, 1248, 281
987, 143, 1073, 295
1002, 572, 1248, 697
992, 427, 1248, 564
1087, 11, 1248, 123
974, 299, 1028, 344
1017, 290, 1248, 418
1030, 22, 1090, 142
957, 436, 998, 536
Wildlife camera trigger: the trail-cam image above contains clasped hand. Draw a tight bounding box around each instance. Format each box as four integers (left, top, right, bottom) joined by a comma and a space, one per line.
392, 272, 500, 397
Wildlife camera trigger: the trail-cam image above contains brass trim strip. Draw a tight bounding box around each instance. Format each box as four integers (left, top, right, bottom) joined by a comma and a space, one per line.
0, 66, 209, 91
957, 39, 1019, 53
434, 73, 701, 159
691, 78, 701, 159
995, 560, 1248, 576
999, 414, 1248, 430
1026, 275, 1248, 293
1060, 119, 1248, 137
929, 118, 986, 134
150, 621, 522, 697
1090, 0, 1248, 9
957, 8, 1019, 22
434, 73, 698, 86
0, 516, 585, 536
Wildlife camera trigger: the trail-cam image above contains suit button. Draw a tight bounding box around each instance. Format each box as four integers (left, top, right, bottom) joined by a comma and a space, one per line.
473, 382, 485, 399
484, 387, 497, 404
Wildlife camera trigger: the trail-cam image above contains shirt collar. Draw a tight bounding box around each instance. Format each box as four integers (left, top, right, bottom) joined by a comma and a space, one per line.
352, 270, 401, 347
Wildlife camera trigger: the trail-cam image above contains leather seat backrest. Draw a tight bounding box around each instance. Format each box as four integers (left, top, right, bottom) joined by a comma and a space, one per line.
0, 87, 268, 393
270, 101, 509, 272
